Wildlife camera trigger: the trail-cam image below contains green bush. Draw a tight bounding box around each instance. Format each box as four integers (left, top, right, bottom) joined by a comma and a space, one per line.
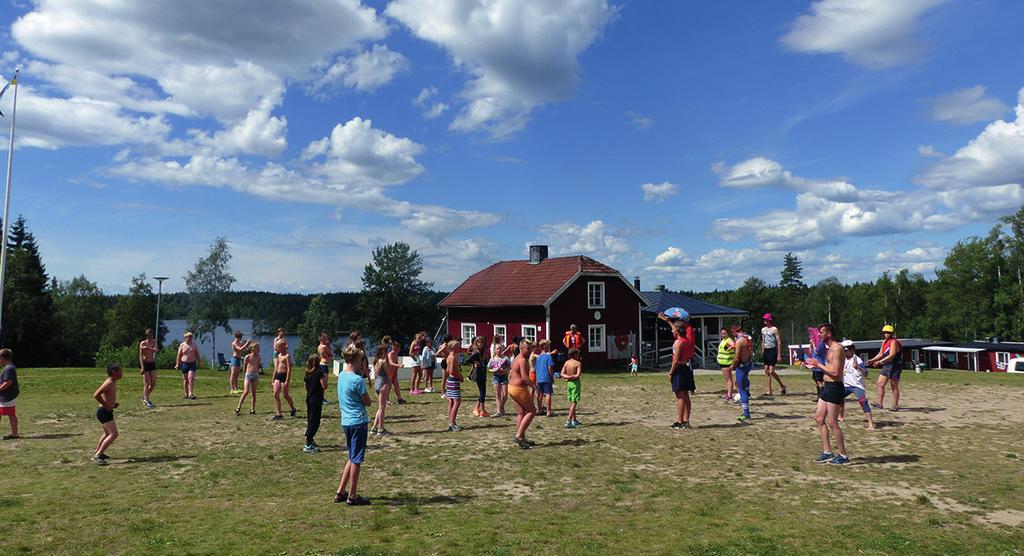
93, 342, 204, 370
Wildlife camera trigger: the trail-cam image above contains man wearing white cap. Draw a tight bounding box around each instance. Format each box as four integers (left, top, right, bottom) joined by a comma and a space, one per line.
760, 313, 787, 397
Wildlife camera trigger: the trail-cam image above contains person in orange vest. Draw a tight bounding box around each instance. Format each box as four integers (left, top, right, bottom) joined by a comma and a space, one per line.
563, 324, 584, 356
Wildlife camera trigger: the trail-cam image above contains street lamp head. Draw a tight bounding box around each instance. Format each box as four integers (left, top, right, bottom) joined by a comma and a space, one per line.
154, 276, 169, 282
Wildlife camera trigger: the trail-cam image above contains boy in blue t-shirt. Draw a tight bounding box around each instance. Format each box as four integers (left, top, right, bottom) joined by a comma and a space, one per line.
534, 340, 557, 417
336, 345, 372, 506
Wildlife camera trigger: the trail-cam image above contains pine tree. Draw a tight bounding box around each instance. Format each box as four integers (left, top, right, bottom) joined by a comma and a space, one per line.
1, 215, 56, 365
53, 274, 108, 365
184, 237, 235, 364
296, 294, 340, 359
357, 242, 437, 344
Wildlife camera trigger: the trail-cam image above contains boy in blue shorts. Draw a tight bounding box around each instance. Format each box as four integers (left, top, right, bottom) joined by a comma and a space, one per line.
335, 344, 372, 506
534, 340, 557, 417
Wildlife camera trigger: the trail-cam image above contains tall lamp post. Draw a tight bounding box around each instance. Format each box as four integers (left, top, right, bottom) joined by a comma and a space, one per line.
154, 276, 169, 349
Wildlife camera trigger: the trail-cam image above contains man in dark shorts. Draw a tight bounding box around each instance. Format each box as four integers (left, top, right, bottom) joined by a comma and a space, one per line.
660, 312, 695, 429
803, 323, 849, 465
139, 329, 158, 409
175, 332, 199, 399
760, 313, 786, 396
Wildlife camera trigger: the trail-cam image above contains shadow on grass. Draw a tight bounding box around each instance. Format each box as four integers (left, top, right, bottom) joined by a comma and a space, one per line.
872, 420, 905, 428
580, 420, 633, 428
851, 454, 920, 465
22, 432, 83, 440
160, 402, 214, 408
696, 423, 749, 429
377, 494, 475, 507
761, 412, 805, 420
404, 422, 508, 435
539, 438, 601, 448
892, 407, 945, 413
384, 415, 423, 423
116, 455, 198, 465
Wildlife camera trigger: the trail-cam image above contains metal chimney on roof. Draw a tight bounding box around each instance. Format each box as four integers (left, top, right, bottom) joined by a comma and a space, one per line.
529, 245, 548, 264
634, 276, 641, 290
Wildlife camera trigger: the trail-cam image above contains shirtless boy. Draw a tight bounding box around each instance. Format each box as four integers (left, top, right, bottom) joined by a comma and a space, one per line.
230, 331, 255, 395
139, 329, 158, 409
235, 343, 262, 415
92, 363, 123, 466
804, 324, 850, 465
318, 332, 334, 405
508, 339, 537, 449
272, 340, 297, 420
175, 332, 199, 399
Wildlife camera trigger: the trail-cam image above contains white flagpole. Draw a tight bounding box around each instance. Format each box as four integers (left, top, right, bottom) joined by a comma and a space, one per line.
0, 68, 21, 341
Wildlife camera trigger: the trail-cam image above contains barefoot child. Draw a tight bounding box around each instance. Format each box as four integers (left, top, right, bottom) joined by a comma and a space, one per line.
304, 354, 329, 452
629, 353, 638, 375
139, 329, 158, 409
272, 340, 297, 420
445, 340, 464, 431
840, 340, 875, 431
0, 348, 20, 439
336, 344, 372, 506
420, 337, 437, 394
235, 343, 262, 415
561, 348, 583, 428
370, 344, 392, 437
534, 340, 557, 417
92, 363, 123, 465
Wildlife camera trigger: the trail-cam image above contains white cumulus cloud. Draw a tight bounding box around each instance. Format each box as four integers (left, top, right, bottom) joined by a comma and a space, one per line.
532, 220, 630, 263
780, 0, 945, 69
641, 181, 679, 203
386, 0, 618, 138
929, 85, 1009, 125
309, 44, 409, 94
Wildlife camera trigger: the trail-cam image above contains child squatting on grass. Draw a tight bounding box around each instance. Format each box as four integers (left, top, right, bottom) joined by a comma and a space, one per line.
336, 344, 372, 506
92, 363, 123, 466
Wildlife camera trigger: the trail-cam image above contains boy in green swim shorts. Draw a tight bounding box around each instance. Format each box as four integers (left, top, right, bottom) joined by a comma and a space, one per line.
561, 348, 582, 429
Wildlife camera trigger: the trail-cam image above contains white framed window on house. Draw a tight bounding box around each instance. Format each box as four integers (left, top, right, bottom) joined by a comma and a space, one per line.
588, 324, 606, 352
996, 351, 1010, 370
521, 325, 537, 344
587, 281, 605, 309
493, 324, 507, 345
461, 323, 476, 348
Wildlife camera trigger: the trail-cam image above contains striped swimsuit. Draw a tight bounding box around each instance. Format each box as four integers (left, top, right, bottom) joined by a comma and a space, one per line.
445, 376, 461, 399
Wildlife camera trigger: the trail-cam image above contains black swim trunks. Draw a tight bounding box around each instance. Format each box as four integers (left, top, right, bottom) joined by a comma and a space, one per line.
762, 347, 778, 366
671, 364, 696, 393
143, 361, 157, 372
812, 369, 824, 383
819, 381, 846, 404
96, 407, 115, 424
274, 372, 288, 382
880, 364, 903, 380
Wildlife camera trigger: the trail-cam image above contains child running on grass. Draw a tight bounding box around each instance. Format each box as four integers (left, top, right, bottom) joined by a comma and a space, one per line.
91, 363, 123, 465
839, 340, 875, 431
272, 340, 297, 420
0, 348, 20, 439
335, 344, 372, 506
235, 343, 261, 415
445, 340, 464, 431
561, 348, 583, 428
304, 354, 328, 452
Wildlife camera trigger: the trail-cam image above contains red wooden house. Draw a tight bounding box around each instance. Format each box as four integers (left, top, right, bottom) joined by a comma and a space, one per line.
438, 246, 647, 368
923, 340, 1024, 372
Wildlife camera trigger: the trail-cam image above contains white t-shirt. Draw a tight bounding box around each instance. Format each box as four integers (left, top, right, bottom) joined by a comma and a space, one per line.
761, 327, 779, 349
843, 355, 867, 389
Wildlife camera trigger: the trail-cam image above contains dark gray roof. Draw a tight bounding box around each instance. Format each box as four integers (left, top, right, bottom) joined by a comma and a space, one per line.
641, 290, 747, 317
958, 341, 1024, 351
848, 338, 953, 350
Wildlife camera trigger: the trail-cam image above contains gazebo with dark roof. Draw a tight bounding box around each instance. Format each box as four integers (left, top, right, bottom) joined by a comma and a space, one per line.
640, 288, 748, 368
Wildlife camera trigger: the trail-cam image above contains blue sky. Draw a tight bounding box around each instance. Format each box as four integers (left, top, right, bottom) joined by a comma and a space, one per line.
1, 0, 1023, 294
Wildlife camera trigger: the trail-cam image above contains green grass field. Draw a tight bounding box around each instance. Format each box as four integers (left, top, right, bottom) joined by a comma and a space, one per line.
2, 367, 1023, 555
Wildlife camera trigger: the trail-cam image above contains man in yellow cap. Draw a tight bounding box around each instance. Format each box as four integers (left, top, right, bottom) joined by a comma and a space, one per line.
867, 325, 902, 411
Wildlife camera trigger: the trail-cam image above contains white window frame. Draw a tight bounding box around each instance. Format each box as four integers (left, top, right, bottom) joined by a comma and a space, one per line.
588, 324, 606, 352
996, 351, 1010, 369
587, 281, 606, 309
493, 324, 507, 345
521, 325, 537, 344
461, 323, 476, 348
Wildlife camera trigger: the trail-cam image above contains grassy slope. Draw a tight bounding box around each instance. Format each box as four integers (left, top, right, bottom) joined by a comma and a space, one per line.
2, 368, 1023, 555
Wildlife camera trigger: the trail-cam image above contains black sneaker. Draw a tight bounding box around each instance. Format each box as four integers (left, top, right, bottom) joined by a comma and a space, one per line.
333, 490, 348, 503
271, 414, 283, 421
680, 422, 691, 429
290, 409, 297, 418
514, 437, 531, 449
346, 495, 370, 506
671, 422, 682, 429
397, 399, 408, 405
234, 408, 241, 416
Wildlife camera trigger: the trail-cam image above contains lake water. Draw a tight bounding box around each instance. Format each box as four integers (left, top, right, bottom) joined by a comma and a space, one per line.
163, 319, 345, 364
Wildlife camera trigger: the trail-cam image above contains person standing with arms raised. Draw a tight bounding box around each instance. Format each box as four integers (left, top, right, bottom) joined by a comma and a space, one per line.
659, 312, 695, 429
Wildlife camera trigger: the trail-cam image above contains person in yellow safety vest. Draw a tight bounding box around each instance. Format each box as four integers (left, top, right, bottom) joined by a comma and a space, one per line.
716, 327, 736, 402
